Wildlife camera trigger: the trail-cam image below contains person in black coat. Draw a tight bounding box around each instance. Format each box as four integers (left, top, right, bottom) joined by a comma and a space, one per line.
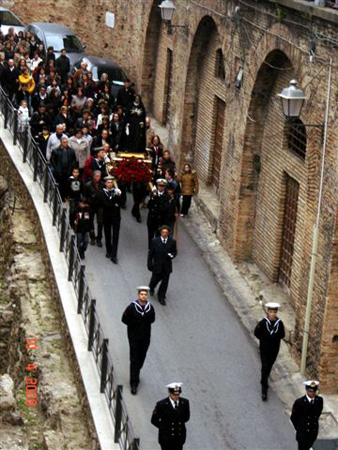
290, 380, 323, 450
151, 383, 190, 450
254, 302, 285, 401
116, 79, 135, 112
50, 137, 77, 201
121, 286, 155, 395
3, 59, 19, 102
99, 176, 122, 264
148, 225, 177, 305
55, 49, 70, 84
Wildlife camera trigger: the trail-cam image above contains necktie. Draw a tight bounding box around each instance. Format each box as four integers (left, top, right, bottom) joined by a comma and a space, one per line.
311, 399, 314, 405
163, 239, 167, 245
174, 401, 178, 409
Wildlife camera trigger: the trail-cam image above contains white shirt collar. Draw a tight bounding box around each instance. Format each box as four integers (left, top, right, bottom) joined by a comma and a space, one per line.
169, 397, 179, 408
306, 394, 315, 403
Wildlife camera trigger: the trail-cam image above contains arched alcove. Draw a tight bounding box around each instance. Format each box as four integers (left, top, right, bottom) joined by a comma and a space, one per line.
141, 0, 162, 112
180, 16, 219, 171
235, 49, 293, 261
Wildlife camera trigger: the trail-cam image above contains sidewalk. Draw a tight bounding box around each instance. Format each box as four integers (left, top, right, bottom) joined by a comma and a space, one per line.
182, 191, 338, 440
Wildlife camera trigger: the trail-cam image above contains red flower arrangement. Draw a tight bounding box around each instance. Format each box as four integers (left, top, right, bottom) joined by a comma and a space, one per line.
113, 157, 152, 184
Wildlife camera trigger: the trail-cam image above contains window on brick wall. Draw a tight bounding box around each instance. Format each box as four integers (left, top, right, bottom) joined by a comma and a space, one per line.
163, 48, 173, 125
215, 49, 225, 79
279, 174, 299, 289
212, 96, 226, 191
287, 118, 307, 159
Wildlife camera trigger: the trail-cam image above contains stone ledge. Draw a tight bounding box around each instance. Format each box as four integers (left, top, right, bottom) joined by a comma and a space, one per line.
269, 0, 338, 24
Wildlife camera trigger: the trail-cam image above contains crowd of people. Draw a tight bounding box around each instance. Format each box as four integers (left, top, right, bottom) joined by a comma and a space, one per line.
0, 26, 199, 263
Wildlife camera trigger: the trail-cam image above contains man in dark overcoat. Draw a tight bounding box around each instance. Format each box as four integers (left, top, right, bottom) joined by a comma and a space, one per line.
151, 383, 190, 450
148, 225, 177, 305
290, 380, 323, 450
121, 286, 155, 395
254, 302, 285, 400
99, 176, 122, 264
50, 137, 77, 201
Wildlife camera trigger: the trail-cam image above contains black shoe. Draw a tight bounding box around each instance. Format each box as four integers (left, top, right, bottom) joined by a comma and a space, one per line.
121, 204, 127, 210
105, 252, 111, 258
136, 216, 142, 223
262, 387, 268, 401
111, 257, 118, 264
158, 298, 166, 305
96, 239, 102, 248
149, 289, 154, 296
131, 385, 137, 395
90, 237, 96, 246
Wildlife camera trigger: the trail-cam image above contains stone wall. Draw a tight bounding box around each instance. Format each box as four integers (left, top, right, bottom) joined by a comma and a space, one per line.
8, 0, 338, 391
0, 142, 99, 449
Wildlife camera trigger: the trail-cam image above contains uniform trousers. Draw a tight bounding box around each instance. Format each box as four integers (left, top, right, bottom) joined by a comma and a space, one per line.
147, 219, 160, 248
149, 272, 170, 301
260, 349, 279, 389
297, 437, 316, 450
129, 339, 150, 387
160, 442, 183, 450
103, 216, 120, 258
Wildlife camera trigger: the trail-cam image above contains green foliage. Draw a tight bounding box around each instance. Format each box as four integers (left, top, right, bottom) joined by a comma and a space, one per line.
276, 6, 286, 23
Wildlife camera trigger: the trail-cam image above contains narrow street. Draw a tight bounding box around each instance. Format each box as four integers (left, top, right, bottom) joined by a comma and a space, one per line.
85, 196, 295, 450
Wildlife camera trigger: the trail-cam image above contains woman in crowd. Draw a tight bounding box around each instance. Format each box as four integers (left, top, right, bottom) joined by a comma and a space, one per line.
177, 163, 199, 217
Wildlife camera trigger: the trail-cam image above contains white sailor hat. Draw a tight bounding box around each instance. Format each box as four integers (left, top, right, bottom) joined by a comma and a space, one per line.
166, 382, 182, 394
156, 178, 167, 186
304, 380, 319, 392
104, 175, 115, 181
265, 302, 280, 310
137, 286, 150, 292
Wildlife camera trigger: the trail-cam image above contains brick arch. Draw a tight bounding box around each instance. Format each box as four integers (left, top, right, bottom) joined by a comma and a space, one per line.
141, 0, 163, 111
180, 15, 219, 166
234, 49, 293, 261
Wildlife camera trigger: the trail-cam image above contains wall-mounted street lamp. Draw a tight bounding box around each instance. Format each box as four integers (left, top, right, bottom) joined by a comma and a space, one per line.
277, 74, 331, 376
159, 0, 188, 34
278, 79, 307, 118
278, 79, 324, 135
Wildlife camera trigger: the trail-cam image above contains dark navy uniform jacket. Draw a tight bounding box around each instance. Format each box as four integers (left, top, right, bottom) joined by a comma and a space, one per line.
151, 396, 190, 445
290, 395, 323, 442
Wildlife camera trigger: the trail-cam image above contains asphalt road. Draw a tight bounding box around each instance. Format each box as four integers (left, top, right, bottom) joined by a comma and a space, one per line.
85, 195, 296, 450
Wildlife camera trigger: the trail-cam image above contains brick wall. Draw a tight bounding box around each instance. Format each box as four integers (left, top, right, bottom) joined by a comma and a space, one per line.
10, 0, 338, 392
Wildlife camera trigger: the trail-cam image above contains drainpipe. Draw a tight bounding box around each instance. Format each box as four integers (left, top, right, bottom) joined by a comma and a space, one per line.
300, 58, 332, 375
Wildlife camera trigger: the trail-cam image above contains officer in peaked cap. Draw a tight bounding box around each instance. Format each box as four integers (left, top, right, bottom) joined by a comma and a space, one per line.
147, 178, 170, 248
254, 302, 285, 401
121, 286, 155, 395
290, 380, 323, 450
151, 382, 190, 450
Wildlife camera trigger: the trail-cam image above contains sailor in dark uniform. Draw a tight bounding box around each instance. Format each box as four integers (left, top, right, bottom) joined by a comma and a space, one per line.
99, 175, 122, 264
147, 179, 170, 248
121, 286, 155, 395
254, 302, 285, 401
151, 383, 190, 450
291, 380, 323, 450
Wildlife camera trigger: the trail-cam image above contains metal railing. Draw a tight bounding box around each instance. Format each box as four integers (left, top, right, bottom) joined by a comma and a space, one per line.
0, 86, 140, 450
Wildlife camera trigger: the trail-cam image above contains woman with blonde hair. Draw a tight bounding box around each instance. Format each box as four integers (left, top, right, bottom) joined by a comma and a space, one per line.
18, 66, 35, 112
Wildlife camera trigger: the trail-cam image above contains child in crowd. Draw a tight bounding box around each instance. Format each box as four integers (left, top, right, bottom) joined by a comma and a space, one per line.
74, 197, 91, 260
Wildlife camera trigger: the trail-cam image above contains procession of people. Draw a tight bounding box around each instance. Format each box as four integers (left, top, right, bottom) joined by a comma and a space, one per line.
0, 26, 327, 450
